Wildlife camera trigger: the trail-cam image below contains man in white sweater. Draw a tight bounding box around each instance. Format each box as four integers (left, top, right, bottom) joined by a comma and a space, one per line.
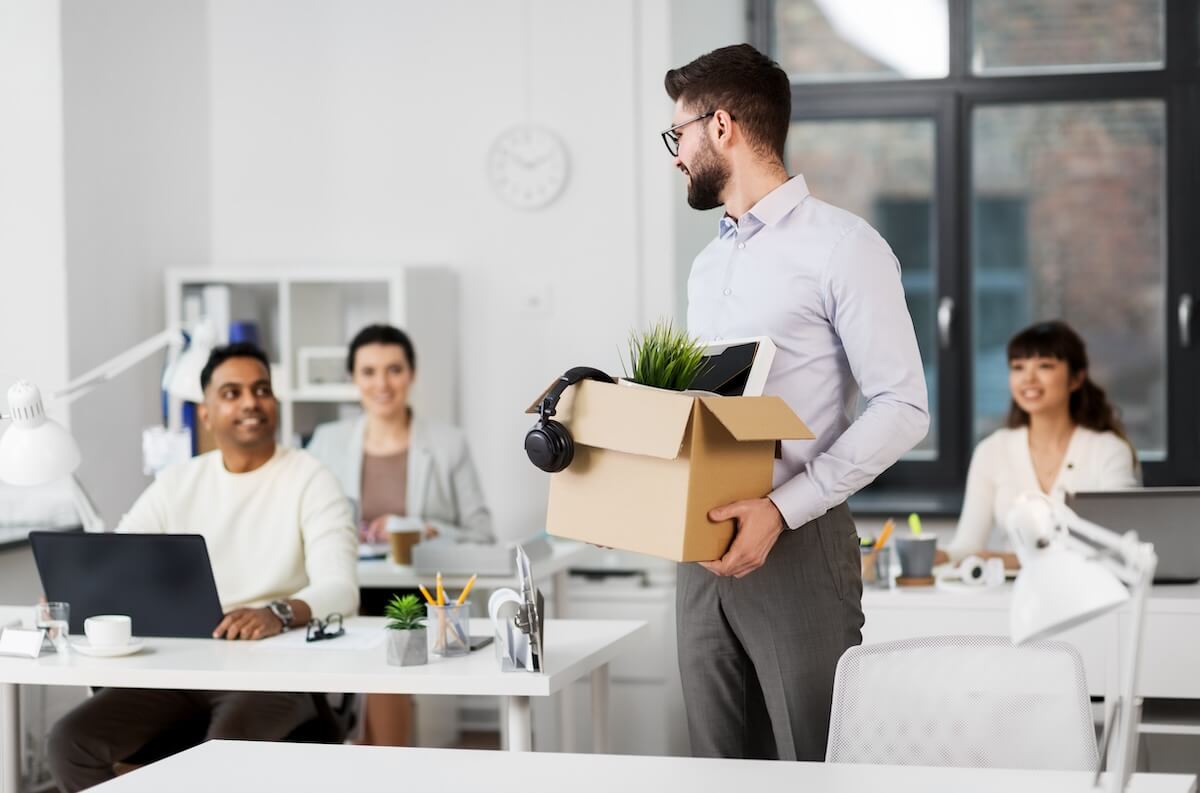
48, 343, 359, 793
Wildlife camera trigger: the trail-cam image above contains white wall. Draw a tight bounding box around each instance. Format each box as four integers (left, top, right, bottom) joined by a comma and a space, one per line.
205, 0, 683, 539
60, 0, 212, 524
26, 0, 741, 537
0, 0, 69, 419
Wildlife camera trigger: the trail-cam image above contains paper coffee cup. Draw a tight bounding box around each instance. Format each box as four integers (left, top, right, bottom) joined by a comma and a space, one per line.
388, 530, 421, 565
84, 615, 132, 648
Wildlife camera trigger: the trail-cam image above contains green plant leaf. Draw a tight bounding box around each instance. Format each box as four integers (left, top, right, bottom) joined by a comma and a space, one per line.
384, 593, 426, 631
625, 319, 710, 391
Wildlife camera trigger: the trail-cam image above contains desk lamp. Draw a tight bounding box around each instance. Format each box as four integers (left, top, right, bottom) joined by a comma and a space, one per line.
1006, 491, 1157, 793
0, 323, 214, 528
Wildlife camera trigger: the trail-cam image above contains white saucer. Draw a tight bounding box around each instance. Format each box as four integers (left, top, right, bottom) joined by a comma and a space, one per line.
70, 638, 145, 658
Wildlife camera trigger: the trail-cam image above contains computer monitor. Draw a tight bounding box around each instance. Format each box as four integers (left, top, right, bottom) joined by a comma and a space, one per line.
29, 531, 225, 637
1067, 488, 1200, 584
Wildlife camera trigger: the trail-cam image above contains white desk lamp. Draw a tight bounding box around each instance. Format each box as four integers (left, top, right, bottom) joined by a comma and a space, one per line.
1006, 491, 1157, 793
0, 323, 215, 530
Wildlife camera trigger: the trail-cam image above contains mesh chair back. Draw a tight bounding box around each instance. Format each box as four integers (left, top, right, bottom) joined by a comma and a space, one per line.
825, 635, 1098, 771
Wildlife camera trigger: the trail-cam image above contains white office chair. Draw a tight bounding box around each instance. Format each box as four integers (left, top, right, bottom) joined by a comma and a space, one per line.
825, 635, 1099, 771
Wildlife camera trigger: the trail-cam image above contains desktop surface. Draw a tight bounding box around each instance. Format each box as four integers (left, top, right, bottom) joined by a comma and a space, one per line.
90, 740, 1197, 793
0, 614, 644, 697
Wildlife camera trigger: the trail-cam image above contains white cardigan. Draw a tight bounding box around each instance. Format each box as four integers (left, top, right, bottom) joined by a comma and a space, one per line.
306, 415, 494, 544
943, 426, 1139, 562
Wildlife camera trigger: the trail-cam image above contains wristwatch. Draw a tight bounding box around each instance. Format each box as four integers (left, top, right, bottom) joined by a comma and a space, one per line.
267, 599, 294, 631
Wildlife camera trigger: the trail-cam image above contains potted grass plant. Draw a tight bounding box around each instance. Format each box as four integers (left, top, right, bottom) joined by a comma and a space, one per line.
624, 319, 710, 392
384, 593, 428, 666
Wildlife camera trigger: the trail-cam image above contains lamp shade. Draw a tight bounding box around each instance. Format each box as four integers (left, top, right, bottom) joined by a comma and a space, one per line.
1006, 491, 1131, 643
0, 381, 82, 486
1010, 545, 1129, 644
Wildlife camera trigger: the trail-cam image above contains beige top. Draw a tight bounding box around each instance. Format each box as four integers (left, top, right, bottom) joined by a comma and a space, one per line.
944, 426, 1140, 562
360, 451, 408, 524
117, 446, 359, 617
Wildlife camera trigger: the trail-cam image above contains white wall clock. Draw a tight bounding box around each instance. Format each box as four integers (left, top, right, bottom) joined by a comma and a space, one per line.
487, 125, 570, 210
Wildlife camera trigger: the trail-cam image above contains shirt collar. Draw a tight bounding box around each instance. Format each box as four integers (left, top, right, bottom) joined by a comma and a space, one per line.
717, 174, 810, 238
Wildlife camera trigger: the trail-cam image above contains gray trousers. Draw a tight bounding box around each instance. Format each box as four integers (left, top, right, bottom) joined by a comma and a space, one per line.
47, 688, 317, 792
676, 502, 864, 761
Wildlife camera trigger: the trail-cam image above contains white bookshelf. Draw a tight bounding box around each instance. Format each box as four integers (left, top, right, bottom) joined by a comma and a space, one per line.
165, 267, 458, 443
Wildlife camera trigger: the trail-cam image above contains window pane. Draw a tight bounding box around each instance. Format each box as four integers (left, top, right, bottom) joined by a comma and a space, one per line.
971, 100, 1166, 458
785, 119, 938, 457
971, 0, 1164, 75
773, 0, 949, 82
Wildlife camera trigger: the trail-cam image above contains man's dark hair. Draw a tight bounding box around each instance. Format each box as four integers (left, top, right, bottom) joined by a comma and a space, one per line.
199, 342, 272, 392
347, 324, 417, 374
664, 43, 791, 161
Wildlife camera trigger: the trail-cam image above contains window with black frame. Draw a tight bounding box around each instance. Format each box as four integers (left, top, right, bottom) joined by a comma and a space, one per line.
752, 0, 1200, 512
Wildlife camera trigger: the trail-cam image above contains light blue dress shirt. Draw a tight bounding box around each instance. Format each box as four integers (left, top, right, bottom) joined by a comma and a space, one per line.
687, 175, 930, 530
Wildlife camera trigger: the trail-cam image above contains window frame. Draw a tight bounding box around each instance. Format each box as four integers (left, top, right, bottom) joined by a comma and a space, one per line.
751, 0, 1200, 513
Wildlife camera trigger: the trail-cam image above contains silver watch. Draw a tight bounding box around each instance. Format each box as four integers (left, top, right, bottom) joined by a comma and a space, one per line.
267, 599, 294, 631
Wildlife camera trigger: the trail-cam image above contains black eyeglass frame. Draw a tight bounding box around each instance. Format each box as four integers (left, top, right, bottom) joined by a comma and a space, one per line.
305, 612, 345, 643
660, 111, 714, 157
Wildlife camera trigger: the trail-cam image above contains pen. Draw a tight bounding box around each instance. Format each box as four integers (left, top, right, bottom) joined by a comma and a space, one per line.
456, 574, 478, 606
436, 572, 445, 605
908, 512, 923, 536
418, 585, 437, 606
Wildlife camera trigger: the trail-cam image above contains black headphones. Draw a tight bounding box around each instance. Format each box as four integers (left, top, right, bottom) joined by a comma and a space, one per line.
525, 367, 615, 473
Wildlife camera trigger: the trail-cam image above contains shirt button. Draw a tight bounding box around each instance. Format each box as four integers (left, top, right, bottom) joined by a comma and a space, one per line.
737, 243, 745, 250
723, 288, 732, 296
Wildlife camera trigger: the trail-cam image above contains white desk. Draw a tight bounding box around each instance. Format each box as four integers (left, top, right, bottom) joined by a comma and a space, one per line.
0, 613, 645, 793
90, 740, 1198, 793
862, 583, 1200, 721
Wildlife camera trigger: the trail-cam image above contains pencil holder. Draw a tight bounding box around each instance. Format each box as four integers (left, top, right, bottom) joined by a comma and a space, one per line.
426, 602, 471, 658
872, 545, 895, 589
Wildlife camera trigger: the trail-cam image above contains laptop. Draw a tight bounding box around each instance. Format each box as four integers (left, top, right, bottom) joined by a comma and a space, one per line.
29, 531, 226, 637
1067, 488, 1200, 584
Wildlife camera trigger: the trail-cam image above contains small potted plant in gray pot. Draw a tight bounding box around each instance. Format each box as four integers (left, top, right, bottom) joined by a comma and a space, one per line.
384, 594, 427, 666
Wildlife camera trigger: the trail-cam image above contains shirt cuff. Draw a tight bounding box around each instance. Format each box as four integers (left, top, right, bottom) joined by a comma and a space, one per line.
768, 472, 829, 531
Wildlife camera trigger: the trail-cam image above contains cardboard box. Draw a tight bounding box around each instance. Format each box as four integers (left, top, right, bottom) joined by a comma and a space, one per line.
527, 379, 814, 562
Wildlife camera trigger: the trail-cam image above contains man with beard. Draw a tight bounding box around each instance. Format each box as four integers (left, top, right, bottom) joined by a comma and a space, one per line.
663, 44, 929, 761
47, 343, 358, 792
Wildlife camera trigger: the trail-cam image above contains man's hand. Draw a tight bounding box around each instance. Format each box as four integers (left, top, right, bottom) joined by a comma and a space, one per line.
213, 607, 284, 641
700, 498, 787, 578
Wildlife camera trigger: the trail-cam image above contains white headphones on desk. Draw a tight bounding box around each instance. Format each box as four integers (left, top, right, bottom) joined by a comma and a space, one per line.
957, 555, 1006, 587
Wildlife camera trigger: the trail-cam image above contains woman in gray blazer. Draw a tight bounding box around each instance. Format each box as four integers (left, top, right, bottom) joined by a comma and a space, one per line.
306, 324, 492, 746
307, 325, 493, 546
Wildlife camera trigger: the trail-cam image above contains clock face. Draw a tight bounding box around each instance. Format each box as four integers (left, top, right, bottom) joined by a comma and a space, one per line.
487, 125, 570, 210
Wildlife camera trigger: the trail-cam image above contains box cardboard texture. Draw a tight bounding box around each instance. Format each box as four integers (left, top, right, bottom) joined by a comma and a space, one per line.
527, 379, 814, 562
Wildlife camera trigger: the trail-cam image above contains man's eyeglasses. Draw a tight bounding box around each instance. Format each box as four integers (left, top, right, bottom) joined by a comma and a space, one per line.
660, 112, 714, 157
660, 111, 736, 158
306, 613, 345, 643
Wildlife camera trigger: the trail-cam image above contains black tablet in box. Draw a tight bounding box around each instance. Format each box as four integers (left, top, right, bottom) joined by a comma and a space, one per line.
690, 336, 777, 397
29, 531, 225, 638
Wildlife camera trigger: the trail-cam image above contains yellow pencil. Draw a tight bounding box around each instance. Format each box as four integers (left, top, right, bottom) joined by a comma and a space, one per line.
436, 572, 445, 605
456, 574, 478, 606
418, 585, 437, 606
876, 519, 895, 550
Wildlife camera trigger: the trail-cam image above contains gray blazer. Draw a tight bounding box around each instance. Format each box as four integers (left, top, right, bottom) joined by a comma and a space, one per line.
306, 415, 493, 543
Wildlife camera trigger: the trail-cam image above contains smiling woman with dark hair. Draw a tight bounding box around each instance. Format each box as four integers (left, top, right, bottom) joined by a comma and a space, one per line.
938, 320, 1140, 568
307, 324, 491, 547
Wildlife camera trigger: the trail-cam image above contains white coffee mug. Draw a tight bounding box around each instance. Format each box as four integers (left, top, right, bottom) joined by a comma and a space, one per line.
84, 615, 132, 648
